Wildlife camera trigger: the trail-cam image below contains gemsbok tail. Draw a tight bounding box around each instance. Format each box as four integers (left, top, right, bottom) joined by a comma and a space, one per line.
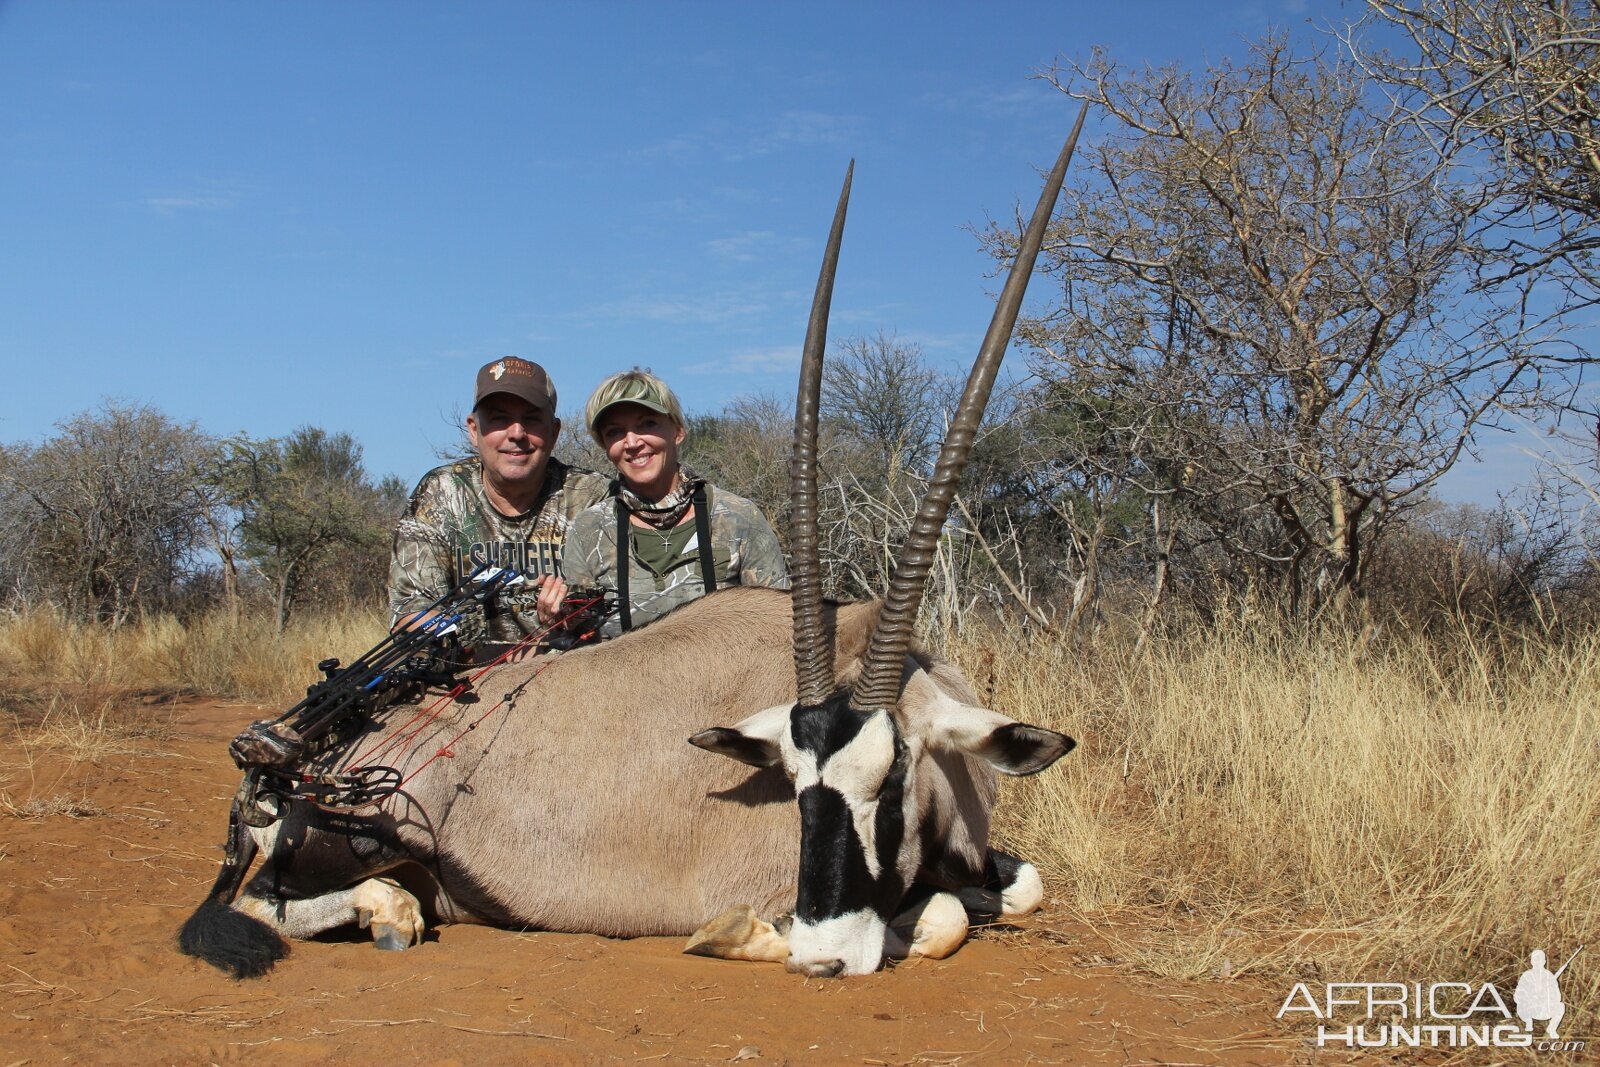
177, 789, 288, 979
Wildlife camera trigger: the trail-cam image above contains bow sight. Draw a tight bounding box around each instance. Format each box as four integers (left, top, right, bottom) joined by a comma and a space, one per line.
192, 566, 610, 936
229, 564, 524, 776
226, 565, 612, 822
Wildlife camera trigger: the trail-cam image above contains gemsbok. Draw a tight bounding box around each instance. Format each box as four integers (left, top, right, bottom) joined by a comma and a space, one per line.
179, 106, 1087, 979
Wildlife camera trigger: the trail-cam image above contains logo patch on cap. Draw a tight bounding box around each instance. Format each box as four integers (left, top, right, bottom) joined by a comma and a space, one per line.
475, 356, 553, 411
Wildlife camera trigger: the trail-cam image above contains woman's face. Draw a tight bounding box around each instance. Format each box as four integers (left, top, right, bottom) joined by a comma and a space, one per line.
598, 402, 686, 498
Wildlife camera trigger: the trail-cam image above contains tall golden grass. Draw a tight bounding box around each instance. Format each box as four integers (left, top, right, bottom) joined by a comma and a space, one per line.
954, 613, 1599, 1016
0, 605, 387, 707
1, 603, 1593, 1015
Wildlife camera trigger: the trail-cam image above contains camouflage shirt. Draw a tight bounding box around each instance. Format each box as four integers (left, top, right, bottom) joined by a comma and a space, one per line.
388, 457, 611, 640
562, 483, 790, 639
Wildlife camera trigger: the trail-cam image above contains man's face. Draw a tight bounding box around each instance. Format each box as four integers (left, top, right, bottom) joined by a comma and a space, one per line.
467, 394, 560, 498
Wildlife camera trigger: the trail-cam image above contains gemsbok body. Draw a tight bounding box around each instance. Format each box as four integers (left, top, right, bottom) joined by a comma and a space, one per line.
179, 107, 1087, 979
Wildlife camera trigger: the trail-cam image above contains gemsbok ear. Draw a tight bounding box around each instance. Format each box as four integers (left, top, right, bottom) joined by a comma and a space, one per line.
925, 693, 1076, 776
688, 703, 790, 769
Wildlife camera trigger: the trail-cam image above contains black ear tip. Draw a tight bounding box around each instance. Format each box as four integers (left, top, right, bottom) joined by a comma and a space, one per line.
687, 728, 728, 750
690, 727, 783, 769
992, 722, 1077, 775
1030, 726, 1075, 763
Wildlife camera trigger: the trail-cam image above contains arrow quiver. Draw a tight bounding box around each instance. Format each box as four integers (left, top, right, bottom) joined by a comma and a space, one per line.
228, 565, 525, 824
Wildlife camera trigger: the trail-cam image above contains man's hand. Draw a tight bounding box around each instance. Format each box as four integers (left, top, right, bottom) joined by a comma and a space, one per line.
535, 575, 569, 625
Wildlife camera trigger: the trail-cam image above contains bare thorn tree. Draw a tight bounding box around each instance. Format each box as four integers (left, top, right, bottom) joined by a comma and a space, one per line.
992, 37, 1549, 613
0, 402, 212, 624
1351, 0, 1600, 310
822, 332, 946, 479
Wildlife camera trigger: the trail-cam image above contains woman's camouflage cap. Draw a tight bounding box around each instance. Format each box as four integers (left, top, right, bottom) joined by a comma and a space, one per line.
585, 369, 685, 445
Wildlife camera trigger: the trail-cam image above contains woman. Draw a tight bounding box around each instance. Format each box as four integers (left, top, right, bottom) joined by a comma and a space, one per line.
542, 369, 788, 638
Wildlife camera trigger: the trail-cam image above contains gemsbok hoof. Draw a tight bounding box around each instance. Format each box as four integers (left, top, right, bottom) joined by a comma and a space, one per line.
684, 904, 789, 963
786, 957, 846, 979
372, 924, 416, 951
353, 878, 424, 951
889, 891, 968, 961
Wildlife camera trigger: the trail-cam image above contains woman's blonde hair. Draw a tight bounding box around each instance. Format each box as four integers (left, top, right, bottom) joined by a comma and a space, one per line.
585, 368, 685, 445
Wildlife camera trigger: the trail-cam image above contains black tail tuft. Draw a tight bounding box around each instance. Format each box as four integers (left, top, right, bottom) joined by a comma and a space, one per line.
178, 898, 289, 979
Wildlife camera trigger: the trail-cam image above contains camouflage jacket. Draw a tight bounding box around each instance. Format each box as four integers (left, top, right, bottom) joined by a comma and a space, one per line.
388, 458, 611, 640
562, 483, 790, 639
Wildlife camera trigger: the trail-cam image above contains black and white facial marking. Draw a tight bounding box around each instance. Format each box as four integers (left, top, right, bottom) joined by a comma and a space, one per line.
780, 697, 918, 977
688, 681, 1078, 978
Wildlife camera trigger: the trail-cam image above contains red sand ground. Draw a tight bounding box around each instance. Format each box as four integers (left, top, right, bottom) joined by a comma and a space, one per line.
0, 699, 1340, 1065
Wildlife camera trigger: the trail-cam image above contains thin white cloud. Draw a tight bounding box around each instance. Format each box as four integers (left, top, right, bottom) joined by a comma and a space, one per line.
920, 83, 1059, 120
708, 184, 770, 204
1226, 0, 1316, 27
625, 133, 707, 164
589, 292, 769, 326
704, 230, 808, 263
831, 302, 907, 327
141, 182, 241, 214
684, 345, 799, 376
628, 110, 865, 165
749, 109, 862, 152
898, 330, 978, 354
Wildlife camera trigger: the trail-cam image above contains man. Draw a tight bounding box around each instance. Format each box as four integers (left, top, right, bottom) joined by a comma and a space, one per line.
389, 357, 610, 641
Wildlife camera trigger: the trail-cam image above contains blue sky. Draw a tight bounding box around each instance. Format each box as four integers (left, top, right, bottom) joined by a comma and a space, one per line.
0, 0, 1536, 502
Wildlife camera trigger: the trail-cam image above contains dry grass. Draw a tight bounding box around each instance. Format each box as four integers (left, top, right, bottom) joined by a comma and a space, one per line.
954, 613, 1600, 1015
0, 690, 175, 819
0, 608, 384, 820
0, 606, 388, 706
2, 602, 1593, 1017
0, 791, 107, 819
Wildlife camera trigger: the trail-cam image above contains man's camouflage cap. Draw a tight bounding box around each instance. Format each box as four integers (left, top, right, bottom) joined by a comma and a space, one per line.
475, 357, 556, 412
585, 369, 684, 445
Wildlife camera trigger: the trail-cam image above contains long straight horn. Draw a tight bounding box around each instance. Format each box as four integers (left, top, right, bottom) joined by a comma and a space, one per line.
792, 161, 853, 706
853, 104, 1088, 714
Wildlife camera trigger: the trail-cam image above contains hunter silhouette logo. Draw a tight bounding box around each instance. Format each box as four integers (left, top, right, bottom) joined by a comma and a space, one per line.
1278, 944, 1586, 1051
1516, 946, 1581, 1039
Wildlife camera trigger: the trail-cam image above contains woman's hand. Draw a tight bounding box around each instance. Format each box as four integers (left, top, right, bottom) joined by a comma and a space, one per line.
535, 574, 570, 625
